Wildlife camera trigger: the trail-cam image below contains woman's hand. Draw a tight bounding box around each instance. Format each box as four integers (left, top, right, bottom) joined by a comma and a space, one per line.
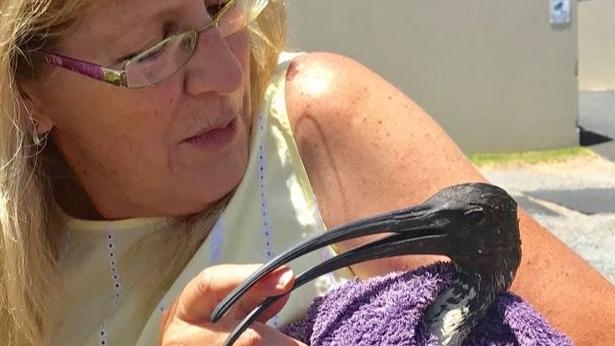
159, 264, 306, 345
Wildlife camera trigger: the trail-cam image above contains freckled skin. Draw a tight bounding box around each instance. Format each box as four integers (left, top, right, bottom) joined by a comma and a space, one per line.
284, 52, 615, 344
17, 3, 615, 340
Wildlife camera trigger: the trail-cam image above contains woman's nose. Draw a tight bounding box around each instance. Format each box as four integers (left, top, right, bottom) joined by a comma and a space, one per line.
183, 28, 244, 96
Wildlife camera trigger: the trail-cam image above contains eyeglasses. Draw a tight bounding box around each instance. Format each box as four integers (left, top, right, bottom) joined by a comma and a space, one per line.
39, 0, 268, 88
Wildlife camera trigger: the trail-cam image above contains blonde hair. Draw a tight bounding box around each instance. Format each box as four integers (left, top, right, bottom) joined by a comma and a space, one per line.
0, 1, 287, 344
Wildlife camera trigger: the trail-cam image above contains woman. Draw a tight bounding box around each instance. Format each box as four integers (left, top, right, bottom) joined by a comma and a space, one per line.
1, 0, 613, 344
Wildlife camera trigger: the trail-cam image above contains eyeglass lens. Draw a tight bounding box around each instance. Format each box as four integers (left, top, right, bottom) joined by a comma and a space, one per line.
124, 0, 259, 88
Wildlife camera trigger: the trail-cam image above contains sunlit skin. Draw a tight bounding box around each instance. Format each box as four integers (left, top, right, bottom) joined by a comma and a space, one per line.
16, 0, 615, 344
284, 53, 615, 345
22, 0, 253, 220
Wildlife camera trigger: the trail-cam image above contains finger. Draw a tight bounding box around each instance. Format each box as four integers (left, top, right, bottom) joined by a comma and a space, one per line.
234, 278, 295, 322
159, 317, 306, 346
215, 321, 307, 346
173, 264, 295, 323
253, 292, 291, 323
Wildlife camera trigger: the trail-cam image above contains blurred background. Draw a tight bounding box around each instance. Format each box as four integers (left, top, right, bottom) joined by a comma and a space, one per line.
284, 0, 615, 283
286, 0, 615, 154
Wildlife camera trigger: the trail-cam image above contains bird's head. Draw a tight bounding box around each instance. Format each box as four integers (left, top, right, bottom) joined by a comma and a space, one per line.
414, 183, 521, 288
212, 182, 521, 325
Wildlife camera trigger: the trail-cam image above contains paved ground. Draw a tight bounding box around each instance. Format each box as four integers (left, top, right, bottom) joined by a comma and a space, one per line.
475, 90, 615, 284
478, 143, 615, 284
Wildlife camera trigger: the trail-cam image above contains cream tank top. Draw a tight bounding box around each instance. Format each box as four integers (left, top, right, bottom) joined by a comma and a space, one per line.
53, 52, 353, 345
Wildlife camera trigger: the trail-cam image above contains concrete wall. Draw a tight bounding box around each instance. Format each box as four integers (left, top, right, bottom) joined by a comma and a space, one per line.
578, 0, 615, 91
286, 0, 579, 153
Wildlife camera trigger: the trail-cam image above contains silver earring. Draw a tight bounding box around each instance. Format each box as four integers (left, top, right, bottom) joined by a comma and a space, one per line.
35, 131, 49, 147
32, 123, 48, 148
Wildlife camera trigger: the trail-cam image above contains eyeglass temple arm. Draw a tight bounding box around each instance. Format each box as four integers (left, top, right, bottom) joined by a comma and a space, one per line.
41, 52, 127, 87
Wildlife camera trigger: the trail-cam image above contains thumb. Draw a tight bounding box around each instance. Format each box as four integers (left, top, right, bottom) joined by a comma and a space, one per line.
232, 322, 308, 346
172, 264, 295, 323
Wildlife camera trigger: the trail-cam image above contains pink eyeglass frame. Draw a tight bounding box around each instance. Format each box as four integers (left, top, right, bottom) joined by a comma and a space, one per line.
41, 52, 128, 86
37, 0, 265, 88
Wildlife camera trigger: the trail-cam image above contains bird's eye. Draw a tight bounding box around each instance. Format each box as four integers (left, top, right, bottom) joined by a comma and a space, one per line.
465, 209, 486, 228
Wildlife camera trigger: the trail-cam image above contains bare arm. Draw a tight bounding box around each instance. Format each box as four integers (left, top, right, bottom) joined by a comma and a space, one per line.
286, 52, 615, 345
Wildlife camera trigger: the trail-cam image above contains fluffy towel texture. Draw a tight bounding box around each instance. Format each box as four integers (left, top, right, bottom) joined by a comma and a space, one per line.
281, 262, 572, 346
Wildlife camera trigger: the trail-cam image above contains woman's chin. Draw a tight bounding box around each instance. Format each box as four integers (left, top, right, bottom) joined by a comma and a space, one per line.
183, 165, 247, 214
169, 125, 250, 216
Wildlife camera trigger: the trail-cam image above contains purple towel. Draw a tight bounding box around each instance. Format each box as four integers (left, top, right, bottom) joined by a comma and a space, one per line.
281, 262, 572, 346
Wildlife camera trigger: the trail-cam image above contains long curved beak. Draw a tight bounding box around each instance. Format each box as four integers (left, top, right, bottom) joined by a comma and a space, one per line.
211, 202, 452, 322
224, 234, 454, 346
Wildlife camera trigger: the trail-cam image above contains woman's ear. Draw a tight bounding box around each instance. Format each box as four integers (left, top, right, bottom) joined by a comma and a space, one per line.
33, 116, 53, 135
17, 82, 54, 135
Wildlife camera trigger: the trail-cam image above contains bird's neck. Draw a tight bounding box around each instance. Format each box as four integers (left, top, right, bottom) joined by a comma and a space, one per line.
425, 268, 503, 346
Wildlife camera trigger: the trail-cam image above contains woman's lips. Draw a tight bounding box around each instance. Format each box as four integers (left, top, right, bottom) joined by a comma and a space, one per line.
184, 118, 238, 151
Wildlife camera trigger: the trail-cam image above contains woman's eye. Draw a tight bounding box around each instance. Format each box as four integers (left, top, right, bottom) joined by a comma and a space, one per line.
135, 48, 163, 63
206, 1, 229, 17
131, 38, 174, 65
121, 23, 178, 64
120, 44, 163, 65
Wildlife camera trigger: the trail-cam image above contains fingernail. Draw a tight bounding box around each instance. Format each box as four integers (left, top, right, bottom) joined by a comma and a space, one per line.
277, 269, 294, 289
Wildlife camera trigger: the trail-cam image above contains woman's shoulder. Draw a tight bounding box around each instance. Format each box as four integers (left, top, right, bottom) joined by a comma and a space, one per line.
283, 51, 416, 160
283, 52, 465, 226
285, 52, 390, 123
283, 51, 429, 145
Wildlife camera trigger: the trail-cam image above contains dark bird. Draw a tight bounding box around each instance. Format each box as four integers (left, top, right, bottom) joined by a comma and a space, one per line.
212, 183, 521, 346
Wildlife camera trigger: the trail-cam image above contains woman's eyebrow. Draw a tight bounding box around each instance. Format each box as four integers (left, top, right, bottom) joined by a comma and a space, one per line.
98, 1, 185, 51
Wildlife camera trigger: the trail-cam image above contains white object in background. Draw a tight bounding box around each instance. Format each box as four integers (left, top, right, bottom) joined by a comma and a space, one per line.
550, 0, 571, 24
